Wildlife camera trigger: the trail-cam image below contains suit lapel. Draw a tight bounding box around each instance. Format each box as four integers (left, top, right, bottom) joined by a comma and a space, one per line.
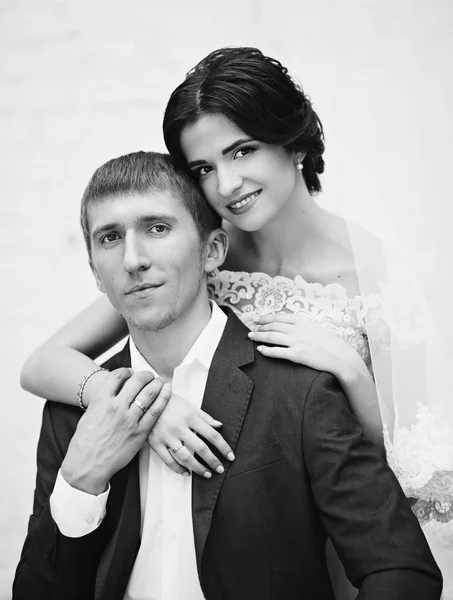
193, 312, 255, 573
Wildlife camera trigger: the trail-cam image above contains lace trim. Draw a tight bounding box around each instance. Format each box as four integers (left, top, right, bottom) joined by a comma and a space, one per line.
384, 403, 453, 526
208, 269, 376, 363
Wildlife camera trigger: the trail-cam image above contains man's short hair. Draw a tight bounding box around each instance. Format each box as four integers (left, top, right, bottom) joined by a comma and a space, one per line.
80, 151, 221, 256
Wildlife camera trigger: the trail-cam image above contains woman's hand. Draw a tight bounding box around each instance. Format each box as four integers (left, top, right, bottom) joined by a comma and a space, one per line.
147, 393, 235, 478
249, 313, 384, 449
248, 312, 360, 378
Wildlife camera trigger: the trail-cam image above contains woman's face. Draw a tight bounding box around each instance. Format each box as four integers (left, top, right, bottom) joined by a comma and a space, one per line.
179, 114, 300, 232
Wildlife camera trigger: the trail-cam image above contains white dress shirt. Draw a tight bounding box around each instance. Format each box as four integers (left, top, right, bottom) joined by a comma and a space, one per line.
50, 301, 227, 600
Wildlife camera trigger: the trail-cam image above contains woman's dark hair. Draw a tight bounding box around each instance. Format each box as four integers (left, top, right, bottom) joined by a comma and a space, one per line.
163, 46, 325, 194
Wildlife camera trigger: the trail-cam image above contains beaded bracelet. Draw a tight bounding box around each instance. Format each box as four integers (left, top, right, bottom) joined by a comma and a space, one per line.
76, 368, 107, 411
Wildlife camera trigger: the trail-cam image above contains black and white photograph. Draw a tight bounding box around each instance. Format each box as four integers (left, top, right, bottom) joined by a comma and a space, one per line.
1, 1, 452, 599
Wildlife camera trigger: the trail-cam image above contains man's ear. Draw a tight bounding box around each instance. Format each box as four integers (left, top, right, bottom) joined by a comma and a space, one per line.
90, 259, 106, 294
203, 228, 229, 273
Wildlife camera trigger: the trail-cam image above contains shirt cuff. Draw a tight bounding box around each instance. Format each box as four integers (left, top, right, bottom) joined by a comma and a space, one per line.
50, 469, 110, 538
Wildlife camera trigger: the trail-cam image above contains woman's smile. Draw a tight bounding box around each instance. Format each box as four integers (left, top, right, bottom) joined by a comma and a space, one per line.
227, 190, 262, 215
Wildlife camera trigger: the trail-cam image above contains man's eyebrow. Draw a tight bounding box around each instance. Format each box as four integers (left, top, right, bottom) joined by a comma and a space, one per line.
187, 138, 254, 168
137, 214, 178, 225
91, 223, 118, 240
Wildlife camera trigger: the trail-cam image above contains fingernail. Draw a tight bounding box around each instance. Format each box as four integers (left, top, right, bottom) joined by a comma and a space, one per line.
216, 465, 224, 474
248, 332, 254, 338
203, 471, 212, 479
227, 452, 235, 461
183, 471, 191, 477
213, 420, 223, 426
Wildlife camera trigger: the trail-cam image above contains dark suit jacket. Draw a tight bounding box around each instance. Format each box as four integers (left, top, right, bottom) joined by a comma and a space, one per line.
13, 310, 442, 600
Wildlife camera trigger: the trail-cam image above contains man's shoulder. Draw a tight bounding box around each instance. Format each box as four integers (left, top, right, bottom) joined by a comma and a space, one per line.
252, 349, 334, 396
221, 309, 330, 392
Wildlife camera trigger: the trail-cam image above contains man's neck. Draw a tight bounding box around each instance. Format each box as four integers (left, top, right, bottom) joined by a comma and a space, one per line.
129, 298, 213, 382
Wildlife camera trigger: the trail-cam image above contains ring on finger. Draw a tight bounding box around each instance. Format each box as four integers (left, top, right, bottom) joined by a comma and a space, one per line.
131, 398, 147, 413
171, 442, 185, 454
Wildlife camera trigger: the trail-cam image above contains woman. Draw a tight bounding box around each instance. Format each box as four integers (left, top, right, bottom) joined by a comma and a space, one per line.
22, 47, 383, 468
21, 47, 452, 596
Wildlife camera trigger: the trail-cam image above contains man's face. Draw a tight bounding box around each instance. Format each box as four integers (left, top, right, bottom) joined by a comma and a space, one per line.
88, 190, 211, 332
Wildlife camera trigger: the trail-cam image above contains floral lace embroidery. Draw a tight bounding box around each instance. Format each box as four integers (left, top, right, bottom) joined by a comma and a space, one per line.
208, 269, 374, 365
384, 403, 453, 526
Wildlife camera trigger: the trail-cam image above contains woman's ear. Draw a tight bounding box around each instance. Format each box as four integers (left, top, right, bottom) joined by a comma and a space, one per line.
203, 228, 229, 273
295, 152, 307, 170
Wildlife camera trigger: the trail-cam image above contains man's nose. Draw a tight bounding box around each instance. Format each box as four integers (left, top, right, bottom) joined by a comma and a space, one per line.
123, 232, 151, 273
217, 165, 242, 198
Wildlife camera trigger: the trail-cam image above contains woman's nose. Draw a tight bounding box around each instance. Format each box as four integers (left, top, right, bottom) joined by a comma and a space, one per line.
217, 165, 242, 198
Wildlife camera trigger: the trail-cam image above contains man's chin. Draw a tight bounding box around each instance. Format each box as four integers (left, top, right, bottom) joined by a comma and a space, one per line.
123, 307, 173, 333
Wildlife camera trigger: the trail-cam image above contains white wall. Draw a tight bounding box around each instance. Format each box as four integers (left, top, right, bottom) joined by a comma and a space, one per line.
1, 1, 452, 597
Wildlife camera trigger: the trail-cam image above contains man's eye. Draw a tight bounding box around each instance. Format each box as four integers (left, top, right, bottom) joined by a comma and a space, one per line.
100, 233, 120, 244
150, 224, 169, 234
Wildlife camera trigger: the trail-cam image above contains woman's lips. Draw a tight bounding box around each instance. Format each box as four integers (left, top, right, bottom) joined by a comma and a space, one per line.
227, 190, 261, 215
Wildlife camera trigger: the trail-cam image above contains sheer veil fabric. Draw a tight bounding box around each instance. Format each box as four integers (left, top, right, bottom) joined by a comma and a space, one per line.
345, 216, 453, 598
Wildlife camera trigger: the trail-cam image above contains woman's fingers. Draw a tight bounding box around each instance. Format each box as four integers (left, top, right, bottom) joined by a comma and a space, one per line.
147, 437, 189, 476
252, 313, 296, 325
171, 420, 235, 478
248, 330, 289, 347
254, 322, 293, 334
199, 409, 223, 428
191, 418, 235, 462
170, 443, 213, 479
170, 430, 224, 478
145, 394, 234, 478
256, 345, 294, 360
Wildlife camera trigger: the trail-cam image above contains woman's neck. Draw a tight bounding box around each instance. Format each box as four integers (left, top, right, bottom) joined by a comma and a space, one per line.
245, 178, 331, 276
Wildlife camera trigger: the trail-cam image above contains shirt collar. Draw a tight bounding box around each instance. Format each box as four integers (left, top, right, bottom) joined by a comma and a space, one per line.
129, 301, 227, 375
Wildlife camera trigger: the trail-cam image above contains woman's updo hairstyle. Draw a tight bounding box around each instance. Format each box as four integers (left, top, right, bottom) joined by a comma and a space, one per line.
163, 46, 325, 194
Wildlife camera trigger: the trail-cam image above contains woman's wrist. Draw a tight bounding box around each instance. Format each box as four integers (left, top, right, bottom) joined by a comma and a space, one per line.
79, 369, 110, 408
331, 347, 369, 386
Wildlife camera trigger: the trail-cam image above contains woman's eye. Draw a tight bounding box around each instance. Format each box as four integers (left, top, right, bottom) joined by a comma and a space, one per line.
234, 146, 255, 159
197, 165, 212, 177
100, 233, 120, 245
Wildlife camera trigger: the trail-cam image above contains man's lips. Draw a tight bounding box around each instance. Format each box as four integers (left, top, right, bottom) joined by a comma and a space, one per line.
126, 283, 162, 295
227, 190, 261, 214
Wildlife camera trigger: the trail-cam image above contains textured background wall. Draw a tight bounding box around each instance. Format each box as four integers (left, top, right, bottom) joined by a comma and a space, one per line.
1, 1, 452, 597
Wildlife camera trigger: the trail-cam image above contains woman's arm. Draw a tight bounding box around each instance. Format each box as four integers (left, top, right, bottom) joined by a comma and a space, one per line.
20, 296, 128, 405
20, 296, 235, 477
330, 353, 383, 449
249, 313, 384, 450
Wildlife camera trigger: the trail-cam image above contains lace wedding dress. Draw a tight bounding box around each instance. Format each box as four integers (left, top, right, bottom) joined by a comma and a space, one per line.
208, 268, 453, 599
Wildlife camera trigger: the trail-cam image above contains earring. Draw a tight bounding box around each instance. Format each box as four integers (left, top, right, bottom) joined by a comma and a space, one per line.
296, 157, 303, 171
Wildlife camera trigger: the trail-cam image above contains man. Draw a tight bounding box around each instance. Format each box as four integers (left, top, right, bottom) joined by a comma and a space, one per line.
14, 151, 442, 599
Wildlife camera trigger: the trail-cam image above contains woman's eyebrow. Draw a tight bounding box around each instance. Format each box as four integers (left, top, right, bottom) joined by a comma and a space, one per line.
221, 138, 254, 155
187, 137, 254, 168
